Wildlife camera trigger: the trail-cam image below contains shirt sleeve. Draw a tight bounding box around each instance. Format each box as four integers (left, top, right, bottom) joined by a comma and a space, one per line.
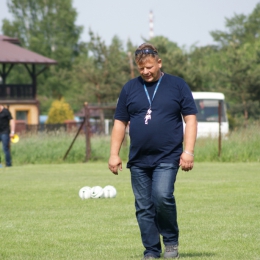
180, 81, 198, 116
114, 87, 130, 122
6, 109, 13, 120
8, 110, 13, 120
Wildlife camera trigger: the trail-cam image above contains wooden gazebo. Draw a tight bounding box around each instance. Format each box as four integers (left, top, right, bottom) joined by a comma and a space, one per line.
0, 35, 57, 125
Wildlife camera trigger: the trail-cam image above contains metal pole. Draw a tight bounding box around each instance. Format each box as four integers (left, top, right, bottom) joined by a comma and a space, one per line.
63, 118, 85, 161
218, 101, 222, 157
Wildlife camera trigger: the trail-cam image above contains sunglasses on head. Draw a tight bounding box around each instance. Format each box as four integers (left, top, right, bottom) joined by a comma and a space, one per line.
135, 49, 158, 56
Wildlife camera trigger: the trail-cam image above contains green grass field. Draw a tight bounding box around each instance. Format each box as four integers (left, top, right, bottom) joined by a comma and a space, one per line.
0, 162, 259, 260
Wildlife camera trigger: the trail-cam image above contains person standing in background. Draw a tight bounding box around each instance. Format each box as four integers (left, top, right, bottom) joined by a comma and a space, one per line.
0, 104, 15, 167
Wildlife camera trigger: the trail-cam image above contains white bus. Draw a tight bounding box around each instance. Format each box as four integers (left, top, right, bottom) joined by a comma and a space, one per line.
191, 92, 229, 138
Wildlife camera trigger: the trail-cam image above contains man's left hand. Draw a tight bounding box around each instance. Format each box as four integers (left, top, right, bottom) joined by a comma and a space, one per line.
179, 152, 194, 171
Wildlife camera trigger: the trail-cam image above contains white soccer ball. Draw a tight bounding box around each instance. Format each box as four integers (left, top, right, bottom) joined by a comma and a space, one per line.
90, 186, 104, 199
79, 186, 92, 200
103, 185, 117, 198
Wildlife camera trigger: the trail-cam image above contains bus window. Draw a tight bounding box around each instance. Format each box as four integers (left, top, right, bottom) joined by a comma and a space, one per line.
195, 99, 227, 123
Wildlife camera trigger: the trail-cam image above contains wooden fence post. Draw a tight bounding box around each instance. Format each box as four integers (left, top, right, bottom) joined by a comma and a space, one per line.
84, 102, 91, 162
218, 101, 222, 157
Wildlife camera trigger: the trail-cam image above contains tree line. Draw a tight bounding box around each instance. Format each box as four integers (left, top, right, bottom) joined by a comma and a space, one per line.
1, 0, 260, 128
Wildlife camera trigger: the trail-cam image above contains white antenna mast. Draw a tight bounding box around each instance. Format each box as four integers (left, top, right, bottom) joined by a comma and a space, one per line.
149, 10, 154, 39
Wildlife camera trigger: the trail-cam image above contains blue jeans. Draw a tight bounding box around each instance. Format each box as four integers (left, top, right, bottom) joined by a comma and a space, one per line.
130, 163, 179, 258
0, 134, 12, 166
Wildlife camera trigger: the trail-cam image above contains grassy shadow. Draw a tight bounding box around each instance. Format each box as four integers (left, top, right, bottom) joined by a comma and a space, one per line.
179, 252, 216, 258
128, 252, 216, 259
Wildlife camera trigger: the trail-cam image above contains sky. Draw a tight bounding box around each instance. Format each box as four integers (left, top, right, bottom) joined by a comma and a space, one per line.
0, 0, 260, 48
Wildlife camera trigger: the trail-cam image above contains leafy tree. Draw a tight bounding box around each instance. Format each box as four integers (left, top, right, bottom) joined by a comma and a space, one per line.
188, 43, 240, 94
149, 36, 186, 76
68, 30, 131, 107
210, 3, 260, 46
149, 36, 204, 91
1, 0, 84, 101
246, 3, 260, 43
2, 0, 83, 67
46, 98, 74, 124
211, 41, 260, 124
210, 14, 248, 46
67, 31, 132, 133
208, 2, 260, 123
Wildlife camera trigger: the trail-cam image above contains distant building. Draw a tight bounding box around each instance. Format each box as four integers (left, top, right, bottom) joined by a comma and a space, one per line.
0, 35, 57, 128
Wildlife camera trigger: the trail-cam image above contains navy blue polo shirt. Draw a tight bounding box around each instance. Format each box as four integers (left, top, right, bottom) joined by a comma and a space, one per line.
115, 73, 197, 168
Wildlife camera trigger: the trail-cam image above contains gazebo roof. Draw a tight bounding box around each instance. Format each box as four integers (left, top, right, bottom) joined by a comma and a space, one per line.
0, 35, 57, 64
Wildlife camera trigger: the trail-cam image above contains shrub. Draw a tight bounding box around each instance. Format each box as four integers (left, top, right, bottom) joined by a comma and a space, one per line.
46, 98, 74, 124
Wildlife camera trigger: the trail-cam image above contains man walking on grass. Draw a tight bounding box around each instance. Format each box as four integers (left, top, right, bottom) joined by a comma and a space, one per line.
109, 43, 197, 259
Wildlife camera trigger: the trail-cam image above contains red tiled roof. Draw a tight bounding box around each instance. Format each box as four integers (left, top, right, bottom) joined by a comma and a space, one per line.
0, 35, 57, 64
0, 35, 20, 44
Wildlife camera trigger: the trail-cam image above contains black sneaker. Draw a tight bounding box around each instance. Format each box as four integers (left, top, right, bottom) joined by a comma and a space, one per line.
164, 245, 179, 258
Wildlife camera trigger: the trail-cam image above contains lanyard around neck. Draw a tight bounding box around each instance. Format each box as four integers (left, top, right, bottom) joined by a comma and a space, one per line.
143, 75, 163, 108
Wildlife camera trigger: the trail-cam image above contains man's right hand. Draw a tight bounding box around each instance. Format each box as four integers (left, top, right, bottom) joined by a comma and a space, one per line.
108, 155, 123, 175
